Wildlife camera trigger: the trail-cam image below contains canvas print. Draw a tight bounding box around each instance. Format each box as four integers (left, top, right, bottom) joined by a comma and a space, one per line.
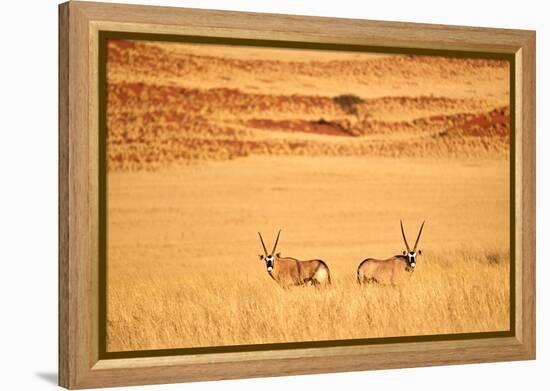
105, 38, 511, 353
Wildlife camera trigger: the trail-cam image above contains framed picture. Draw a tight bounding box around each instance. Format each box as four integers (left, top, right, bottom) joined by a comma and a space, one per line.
59, 1, 536, 389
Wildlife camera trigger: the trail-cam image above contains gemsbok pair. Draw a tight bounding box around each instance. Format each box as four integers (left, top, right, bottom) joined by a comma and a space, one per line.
257, 221, 425, 288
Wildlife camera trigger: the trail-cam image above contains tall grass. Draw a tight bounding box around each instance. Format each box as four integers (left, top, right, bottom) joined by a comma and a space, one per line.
107, 248, 509, 352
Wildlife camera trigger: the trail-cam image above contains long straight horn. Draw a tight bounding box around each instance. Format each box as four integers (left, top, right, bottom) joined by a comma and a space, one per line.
258, 232, 268, 256
412, 221, 425, 252
271, 229, 281, 255
400, 220, 411, 253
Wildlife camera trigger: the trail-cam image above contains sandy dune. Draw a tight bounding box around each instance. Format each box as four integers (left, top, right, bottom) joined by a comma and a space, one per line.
108, 41, 509, 100
106, 40, 510, 171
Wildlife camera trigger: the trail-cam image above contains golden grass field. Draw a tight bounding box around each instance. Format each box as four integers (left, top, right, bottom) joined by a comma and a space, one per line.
106, 40, 510, 352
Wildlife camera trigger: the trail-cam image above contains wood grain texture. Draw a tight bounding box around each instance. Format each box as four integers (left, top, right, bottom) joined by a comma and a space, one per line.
71, 1, 530, 52
58, 1, 536, 388
58, 3, 70, 387
59, 1, 96, 388
519, 33, 536, 356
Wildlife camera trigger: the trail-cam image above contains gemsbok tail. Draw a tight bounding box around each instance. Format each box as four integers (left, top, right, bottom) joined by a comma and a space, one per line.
318, 260, 332, 285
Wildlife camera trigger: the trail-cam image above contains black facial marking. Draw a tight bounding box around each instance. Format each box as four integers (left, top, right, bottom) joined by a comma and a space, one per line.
266, 255, 274, 270
407, 252, 417, 267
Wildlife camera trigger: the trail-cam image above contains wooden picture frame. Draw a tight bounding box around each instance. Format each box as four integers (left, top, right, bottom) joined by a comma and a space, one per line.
59, 1, 536, 389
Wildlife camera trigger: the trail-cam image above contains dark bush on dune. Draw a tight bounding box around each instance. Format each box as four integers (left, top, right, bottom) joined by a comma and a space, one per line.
333, 94, 364, 117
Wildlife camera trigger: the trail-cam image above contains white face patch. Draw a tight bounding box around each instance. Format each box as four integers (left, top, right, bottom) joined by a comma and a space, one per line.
407, 252, 417, 267
266, 255, 274, 272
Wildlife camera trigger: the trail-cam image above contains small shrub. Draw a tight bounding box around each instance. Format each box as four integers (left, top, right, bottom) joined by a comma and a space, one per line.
486, 251, 502, 265
333, 94, 364, 116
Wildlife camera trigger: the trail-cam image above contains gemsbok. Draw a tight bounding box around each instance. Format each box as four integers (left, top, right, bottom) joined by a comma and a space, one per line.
257, 230, 331, 288
357, 220, 425, 285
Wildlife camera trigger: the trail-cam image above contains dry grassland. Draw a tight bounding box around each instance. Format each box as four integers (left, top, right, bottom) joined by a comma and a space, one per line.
107, 157, 509, 351
108, 250, 508, 351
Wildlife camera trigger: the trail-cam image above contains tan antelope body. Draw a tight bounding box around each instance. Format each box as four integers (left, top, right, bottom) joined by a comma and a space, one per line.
258, 231, 331, 288
357, 221, 425, 286
357, 256, 414, 285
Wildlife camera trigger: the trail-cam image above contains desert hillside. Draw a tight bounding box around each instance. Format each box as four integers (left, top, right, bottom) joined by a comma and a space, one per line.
106, 40, 510, 171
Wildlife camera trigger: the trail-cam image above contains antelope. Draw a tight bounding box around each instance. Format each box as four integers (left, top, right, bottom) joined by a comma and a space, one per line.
258, 230, 331, 288
357, 221, 425, 285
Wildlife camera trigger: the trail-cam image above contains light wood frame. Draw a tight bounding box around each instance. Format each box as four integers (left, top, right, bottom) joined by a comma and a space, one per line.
59, 1, 536, 389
